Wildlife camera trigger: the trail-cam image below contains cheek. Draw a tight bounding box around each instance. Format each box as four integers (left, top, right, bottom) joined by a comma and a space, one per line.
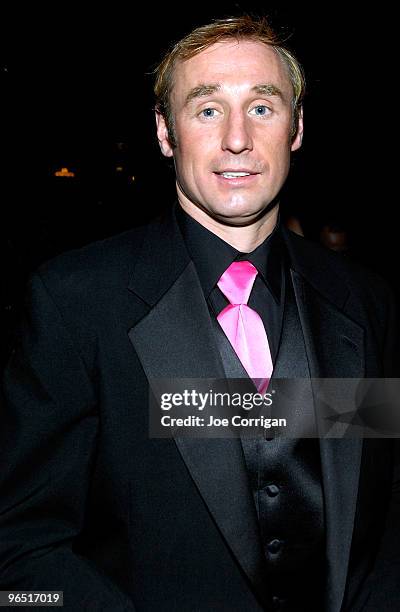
266, 136, 292, 168
176, 137, 214, 177
173, 146, 209, 197
176, 121, 217, 156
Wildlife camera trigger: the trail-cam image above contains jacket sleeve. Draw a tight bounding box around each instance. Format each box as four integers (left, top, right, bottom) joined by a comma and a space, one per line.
356, 445, 400, 612
0, 272, 136, 611
355, 288, 400, 611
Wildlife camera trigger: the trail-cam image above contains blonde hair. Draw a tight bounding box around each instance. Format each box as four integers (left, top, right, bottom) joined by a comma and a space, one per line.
154, 15, 305, 146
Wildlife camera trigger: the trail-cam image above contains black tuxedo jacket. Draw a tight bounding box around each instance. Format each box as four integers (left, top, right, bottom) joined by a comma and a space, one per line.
1, 208, 399, 611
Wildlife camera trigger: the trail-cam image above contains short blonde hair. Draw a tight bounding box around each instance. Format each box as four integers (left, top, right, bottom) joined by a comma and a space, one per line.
154, 15, 305, 146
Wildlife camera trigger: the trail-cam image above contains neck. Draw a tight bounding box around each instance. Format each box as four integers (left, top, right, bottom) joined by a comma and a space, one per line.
178, 199, 279, 253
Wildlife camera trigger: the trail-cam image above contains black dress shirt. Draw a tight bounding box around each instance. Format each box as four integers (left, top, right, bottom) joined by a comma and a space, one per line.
175, 205, 285, 363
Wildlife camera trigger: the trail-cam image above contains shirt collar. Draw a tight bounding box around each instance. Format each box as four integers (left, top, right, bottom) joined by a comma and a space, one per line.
175, 204, 283, 303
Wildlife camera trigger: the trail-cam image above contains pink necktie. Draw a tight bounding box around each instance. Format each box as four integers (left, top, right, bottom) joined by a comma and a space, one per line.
217, 261, 273, 393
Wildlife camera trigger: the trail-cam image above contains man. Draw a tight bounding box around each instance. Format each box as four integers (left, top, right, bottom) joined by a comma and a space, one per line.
0, 15, 399, 612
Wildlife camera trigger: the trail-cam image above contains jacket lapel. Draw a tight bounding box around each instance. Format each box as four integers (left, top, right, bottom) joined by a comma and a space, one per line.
284, 229, 365, 612
127, 211, 269, 607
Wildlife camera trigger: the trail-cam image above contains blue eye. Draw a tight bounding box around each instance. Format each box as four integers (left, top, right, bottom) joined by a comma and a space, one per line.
201, 108, 216, 118
253, 105, 268, 116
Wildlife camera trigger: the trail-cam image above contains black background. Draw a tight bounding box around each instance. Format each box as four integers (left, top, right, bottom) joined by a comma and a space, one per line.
1, 3, 396, 363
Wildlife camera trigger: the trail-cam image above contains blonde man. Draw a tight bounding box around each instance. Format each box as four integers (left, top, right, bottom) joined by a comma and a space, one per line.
1, 15, 398, 612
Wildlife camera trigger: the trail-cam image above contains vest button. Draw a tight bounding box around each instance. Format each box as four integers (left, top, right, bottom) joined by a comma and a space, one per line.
265, 484, 280, 497
266, 538, 282, 554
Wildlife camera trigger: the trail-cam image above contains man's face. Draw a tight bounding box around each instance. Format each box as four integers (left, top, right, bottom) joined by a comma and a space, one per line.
156, 40, 303, 226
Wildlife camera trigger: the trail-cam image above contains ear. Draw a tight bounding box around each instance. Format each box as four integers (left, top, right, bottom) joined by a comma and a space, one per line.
291, 106, 304, 152
155, 110, 174, 158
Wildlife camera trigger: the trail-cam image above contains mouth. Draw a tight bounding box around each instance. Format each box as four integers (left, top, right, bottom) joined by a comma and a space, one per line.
213, 170, 259, 185
215, 170, 259, 179
217, 171, 252, 179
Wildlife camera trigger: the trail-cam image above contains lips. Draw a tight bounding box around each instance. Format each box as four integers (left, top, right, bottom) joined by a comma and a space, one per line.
213, 171, 259, 187
214, 169, 259, 179
219, 171, 251, 178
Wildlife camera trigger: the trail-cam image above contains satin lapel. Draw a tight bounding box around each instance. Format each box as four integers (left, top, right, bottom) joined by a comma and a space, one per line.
290, 268, 364, 612
128, 253, 269, 606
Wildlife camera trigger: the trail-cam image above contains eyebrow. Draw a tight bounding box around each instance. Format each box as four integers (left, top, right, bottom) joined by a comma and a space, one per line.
183, 82, 286, 107
251, 83, 285, 100
184, 84, 221, 106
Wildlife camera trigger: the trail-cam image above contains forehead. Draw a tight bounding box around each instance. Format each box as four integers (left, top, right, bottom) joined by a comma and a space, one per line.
172, 40, 292, 99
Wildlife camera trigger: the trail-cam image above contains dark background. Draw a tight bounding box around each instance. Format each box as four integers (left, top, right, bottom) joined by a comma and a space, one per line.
1, 3, 396, 364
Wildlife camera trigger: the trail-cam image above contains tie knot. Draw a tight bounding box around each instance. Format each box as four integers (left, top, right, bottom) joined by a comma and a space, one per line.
217, 260, 258, 305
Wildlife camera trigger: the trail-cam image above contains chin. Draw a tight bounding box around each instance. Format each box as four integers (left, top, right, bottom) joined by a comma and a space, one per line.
208, 208, 266, 227
213, 200, 273, 219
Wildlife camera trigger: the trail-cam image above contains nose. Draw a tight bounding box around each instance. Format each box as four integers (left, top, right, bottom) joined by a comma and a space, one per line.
221, 111, 253, 154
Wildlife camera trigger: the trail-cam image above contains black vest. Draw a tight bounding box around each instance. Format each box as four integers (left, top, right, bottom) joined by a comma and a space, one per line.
212, 266, 326, 612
